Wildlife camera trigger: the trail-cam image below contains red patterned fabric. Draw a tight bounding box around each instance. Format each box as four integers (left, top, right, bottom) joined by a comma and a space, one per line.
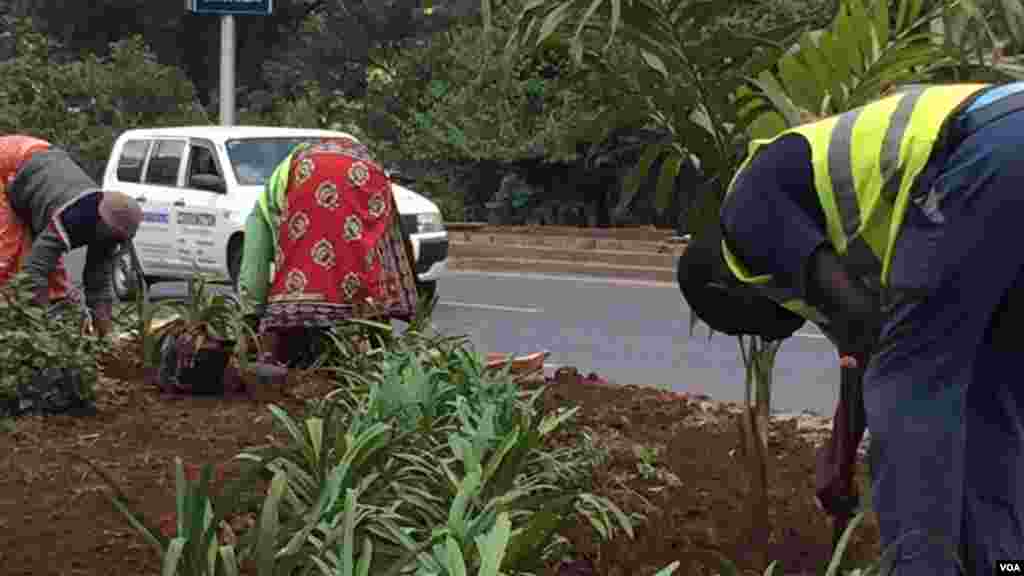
261, 139, 417, 329
0, 135, 69, 300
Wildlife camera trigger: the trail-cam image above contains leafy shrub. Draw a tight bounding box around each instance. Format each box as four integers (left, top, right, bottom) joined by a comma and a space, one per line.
0, 273, 112, 412
0, 18, 208, 180
93, 327, 633, 574
229, 334, 633, 574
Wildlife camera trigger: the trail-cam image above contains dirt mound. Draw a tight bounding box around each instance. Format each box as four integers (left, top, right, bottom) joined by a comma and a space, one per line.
0, 367, 877, 576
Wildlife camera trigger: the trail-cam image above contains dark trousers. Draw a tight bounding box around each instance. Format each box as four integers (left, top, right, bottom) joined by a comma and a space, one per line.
865, 109, 1024, 575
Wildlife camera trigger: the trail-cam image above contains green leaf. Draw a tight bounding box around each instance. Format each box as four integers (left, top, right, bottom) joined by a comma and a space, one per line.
872, 0, 891, 53
795, 31, 836, 102
607, 0, 621, 50
573, 0, 607, 46
616, 142, 665, 217
481, 426, 521, 488
537, 3, 575, 48
652, 561, 681, 576
825, 511, 866, 576
655, 150, 684, 215
897, 0, 926, 32
306, 417, 325, 470
445, 536, 468, 576
449, 470, 482, 541
640, 49, 669, 78
162, 537, 188, 576
355, 537, 374, 576
475, 512, 512, 576
846, 0, 875, 69
835, 4, 866, 77
174, 458, 187, 538
340, 489, 358, 576
255, 469, 288, 576
501, 496, 574, 571
775, 54, 819, 112
69, 454, 171, 553
1001, 0, 1024, 47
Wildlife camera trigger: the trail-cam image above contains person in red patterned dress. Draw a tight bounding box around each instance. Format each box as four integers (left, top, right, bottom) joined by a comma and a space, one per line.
237, 137, 419, 365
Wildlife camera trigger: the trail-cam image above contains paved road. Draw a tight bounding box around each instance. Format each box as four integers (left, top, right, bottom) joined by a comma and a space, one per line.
430, 270, 840, 416
65, 249, 841, 415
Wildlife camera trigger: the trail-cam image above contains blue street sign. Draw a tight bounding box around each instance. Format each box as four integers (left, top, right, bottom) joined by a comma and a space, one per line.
188, 0, 273, 16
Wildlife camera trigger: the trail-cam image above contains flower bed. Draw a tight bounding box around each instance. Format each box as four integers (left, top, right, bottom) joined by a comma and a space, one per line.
0, 336, 879, 575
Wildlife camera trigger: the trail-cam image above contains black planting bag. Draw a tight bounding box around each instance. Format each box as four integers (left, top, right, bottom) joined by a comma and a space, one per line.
4, 368, 96, 417
677, 222, 805, 341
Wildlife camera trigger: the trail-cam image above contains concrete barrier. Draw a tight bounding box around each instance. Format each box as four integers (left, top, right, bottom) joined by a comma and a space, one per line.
443, 224, 687, 282
450, 242, 681, 268
445, 222, 677, 240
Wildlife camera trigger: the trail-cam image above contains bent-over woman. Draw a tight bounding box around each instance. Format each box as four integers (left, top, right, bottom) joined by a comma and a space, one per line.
238, 137, 419, 365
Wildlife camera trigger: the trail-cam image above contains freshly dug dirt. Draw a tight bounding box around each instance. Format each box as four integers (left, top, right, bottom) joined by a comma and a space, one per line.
0, 362, 877, 576
536, 375, 879, 576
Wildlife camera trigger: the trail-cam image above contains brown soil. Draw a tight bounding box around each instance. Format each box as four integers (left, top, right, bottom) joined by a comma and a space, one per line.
535, 377, 880, 575
0, 360, 878, 576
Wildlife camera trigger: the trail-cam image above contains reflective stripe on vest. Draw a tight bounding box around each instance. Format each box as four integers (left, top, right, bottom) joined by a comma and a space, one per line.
721, 83, 990, 324
823, 86, 928, 282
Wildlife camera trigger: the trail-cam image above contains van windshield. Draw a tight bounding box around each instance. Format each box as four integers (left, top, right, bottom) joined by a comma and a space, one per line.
225, 137, 318, 186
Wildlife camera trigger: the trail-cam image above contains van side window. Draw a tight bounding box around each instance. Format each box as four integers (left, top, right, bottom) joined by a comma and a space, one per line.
186, 142, 223, 190
144, 140, 186, 186
116, 140, 151, 183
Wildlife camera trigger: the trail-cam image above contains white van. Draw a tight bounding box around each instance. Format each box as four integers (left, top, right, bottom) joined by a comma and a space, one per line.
101, 126, 448, 299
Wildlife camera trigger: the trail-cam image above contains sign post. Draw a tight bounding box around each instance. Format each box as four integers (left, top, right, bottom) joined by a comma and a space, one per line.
187, 0, 273, 127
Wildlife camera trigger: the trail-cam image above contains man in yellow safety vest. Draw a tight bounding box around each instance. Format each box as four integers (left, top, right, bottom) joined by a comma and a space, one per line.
683, 82, 1024, 574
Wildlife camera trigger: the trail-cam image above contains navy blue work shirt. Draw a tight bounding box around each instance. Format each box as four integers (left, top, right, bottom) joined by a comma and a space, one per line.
720, 134, 826, 300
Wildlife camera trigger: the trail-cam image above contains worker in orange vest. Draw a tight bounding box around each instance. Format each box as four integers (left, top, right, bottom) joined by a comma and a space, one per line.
0, 135, 143, 336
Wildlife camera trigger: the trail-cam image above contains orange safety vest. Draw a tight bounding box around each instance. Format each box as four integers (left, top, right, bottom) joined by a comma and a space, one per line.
0, 135, 69, 301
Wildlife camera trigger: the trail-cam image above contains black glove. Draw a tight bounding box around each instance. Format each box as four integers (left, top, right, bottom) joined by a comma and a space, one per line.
806, 246, 882, 362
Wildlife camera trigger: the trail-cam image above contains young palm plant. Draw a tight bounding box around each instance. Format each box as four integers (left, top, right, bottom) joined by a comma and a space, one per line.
236, 335, 634, 575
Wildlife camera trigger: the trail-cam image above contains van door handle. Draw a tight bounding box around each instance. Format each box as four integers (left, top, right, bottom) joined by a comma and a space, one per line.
135, 196, 147, 204
173, 200, 186, 207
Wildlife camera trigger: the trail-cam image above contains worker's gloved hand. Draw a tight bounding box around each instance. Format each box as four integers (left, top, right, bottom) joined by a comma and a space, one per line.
91, 300, 114, 338
807, 246, 882, 363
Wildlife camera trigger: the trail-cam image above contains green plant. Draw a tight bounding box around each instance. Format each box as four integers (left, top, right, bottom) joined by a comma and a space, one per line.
233, 335, 634, 575
123, 269, 253, 371
745, 0, 967, 131
502, 0, 820, 224
0, 273, 113, 409
79, 454, 296, 576
633, 444, 660, 479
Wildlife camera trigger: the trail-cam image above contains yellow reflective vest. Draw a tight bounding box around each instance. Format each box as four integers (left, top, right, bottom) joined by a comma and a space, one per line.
721, 84, 990, 325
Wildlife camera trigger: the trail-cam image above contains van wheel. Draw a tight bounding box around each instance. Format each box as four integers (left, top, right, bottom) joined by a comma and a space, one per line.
114, 249, 146, 301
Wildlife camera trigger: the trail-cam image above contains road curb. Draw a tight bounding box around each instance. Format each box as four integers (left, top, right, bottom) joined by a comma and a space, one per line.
449, 230, 684, 254
449, 242, 681, 269
446, 222, 678, 240
448, 257, 677, 283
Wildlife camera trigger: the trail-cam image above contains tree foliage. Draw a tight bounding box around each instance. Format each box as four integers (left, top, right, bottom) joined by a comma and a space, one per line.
502, 0, 822, 229
0, 19, 208, 178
